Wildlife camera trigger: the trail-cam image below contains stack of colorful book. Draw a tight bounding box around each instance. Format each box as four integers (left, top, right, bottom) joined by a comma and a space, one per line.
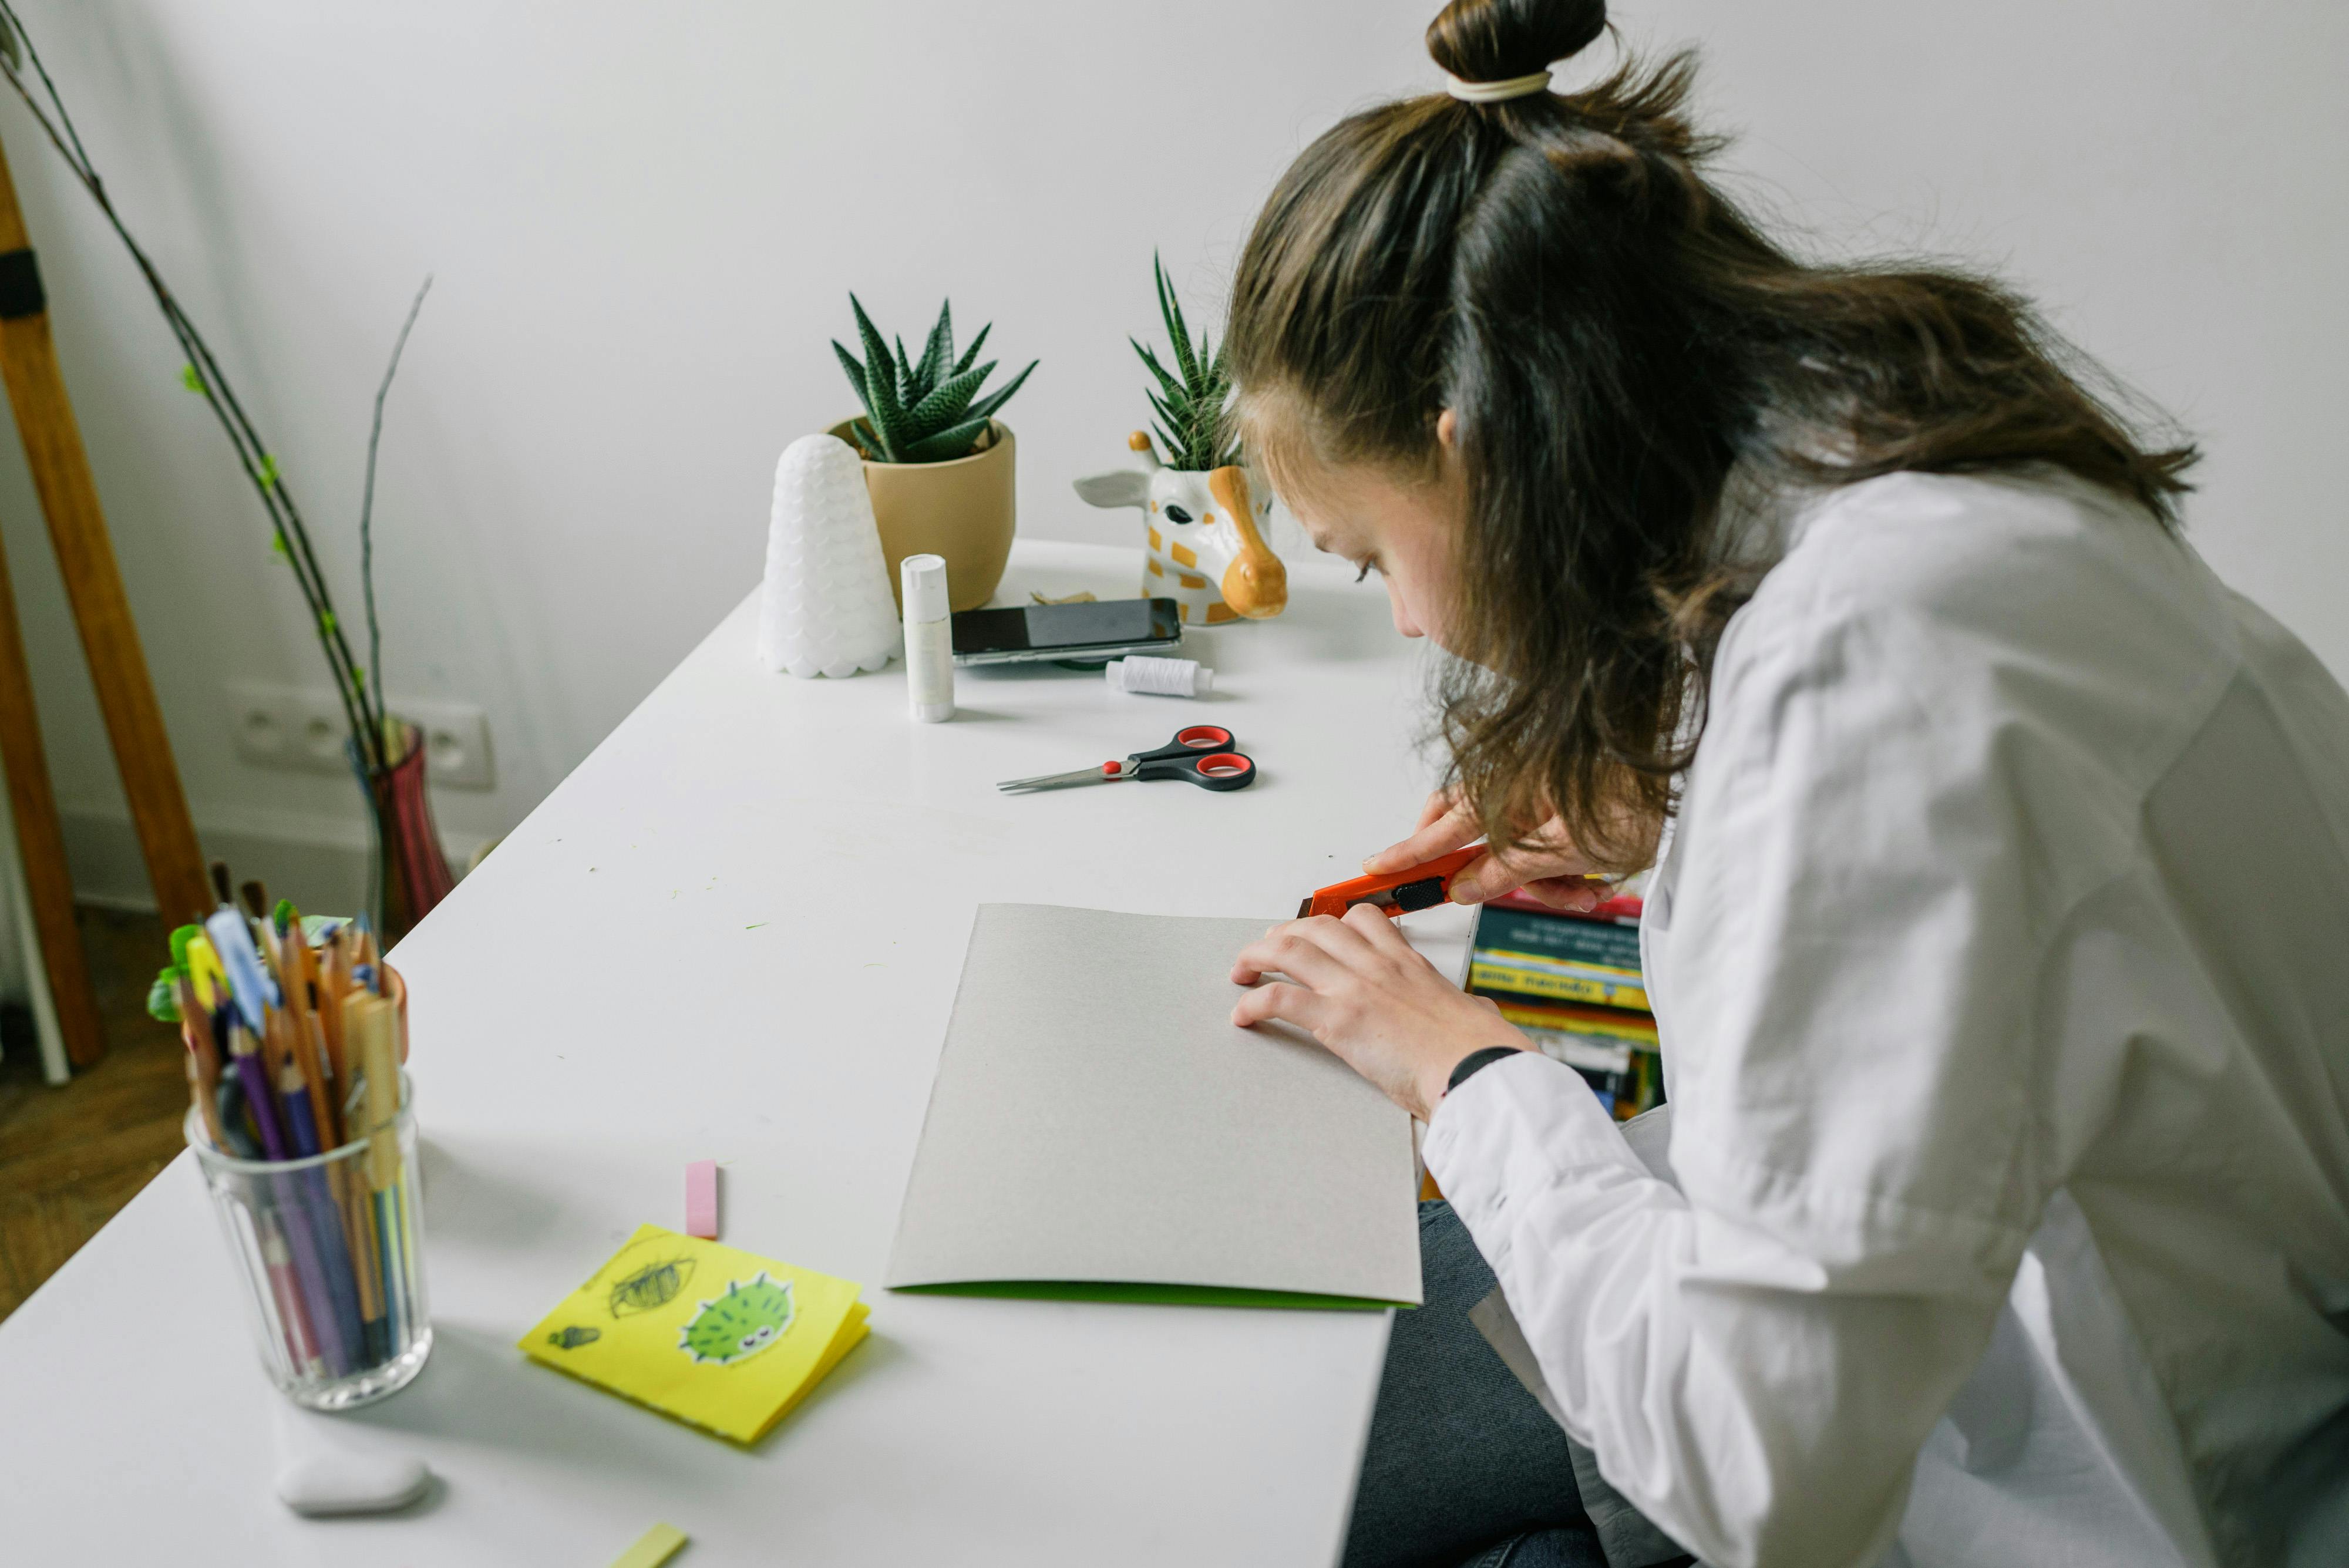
1467, 890, 1662, 1120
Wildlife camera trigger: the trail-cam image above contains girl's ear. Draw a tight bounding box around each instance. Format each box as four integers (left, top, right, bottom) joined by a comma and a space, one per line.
1436, 408, 1460, 449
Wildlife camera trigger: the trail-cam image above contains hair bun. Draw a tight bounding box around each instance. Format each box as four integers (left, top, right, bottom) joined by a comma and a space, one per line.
1426, 0, 1604, 86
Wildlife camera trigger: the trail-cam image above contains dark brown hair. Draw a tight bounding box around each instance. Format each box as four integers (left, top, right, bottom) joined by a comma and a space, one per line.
1229, 0, 2198, 873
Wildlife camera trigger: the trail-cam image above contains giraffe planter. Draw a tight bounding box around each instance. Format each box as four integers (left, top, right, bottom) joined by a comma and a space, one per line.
1073, 433, 1287, 625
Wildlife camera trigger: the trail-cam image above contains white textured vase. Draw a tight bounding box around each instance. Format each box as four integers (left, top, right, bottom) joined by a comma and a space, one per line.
758, 434, 900, 678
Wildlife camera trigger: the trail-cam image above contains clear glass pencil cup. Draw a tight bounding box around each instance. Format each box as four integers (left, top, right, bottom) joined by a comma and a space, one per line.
186, 1072, 432, 1410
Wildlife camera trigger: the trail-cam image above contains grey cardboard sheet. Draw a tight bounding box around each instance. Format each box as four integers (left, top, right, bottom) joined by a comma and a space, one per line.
884, 903, 1422, 1306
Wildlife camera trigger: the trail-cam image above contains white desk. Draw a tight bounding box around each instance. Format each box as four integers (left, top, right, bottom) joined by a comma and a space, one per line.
0, 541, 1469, 1565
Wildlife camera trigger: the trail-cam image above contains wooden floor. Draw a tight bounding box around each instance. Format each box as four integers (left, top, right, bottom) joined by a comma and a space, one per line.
0, 906, 179, 1324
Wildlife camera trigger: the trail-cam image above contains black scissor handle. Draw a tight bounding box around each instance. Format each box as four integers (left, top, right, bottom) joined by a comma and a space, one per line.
1133, 749, 1256, 791
1129, 724, 1236, 764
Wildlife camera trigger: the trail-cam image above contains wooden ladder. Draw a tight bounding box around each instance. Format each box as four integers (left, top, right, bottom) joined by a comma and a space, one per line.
0, 132, 208, 1071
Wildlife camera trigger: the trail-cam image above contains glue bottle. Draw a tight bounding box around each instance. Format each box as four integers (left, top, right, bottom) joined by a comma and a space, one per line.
901, 554, 954, 722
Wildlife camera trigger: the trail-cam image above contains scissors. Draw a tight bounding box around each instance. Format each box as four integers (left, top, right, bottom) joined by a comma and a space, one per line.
997, 724, 1256, 794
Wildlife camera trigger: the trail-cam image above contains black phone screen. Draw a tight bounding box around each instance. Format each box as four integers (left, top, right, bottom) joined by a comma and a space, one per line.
951, 598, 1182, 655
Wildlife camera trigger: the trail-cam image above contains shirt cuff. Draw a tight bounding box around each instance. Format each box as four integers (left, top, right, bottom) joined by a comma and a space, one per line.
1423, 1050, 1650, 1272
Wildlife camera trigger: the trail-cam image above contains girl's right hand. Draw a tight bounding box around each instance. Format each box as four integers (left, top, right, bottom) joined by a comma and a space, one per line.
1363, 788, 1605, 911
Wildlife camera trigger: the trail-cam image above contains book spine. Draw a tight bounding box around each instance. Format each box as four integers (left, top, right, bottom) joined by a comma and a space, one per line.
1495, 1004, 1659, 1049
1523, 1028, 1634, 1075
1468, 960, 1650, 1012
1474, 909, 1644, 971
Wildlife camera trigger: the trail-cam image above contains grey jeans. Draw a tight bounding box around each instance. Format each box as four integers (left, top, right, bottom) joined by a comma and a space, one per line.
1342, 1203, 1694, 1568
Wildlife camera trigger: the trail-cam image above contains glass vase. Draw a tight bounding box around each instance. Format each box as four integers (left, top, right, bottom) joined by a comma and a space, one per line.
351, 718, 455, 944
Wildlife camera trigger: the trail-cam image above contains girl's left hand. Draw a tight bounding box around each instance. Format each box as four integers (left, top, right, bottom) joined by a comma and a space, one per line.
1230, 903, 1531, 1121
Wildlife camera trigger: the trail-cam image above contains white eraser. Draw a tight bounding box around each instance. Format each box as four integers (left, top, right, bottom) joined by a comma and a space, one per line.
276, 1451, 432, 1516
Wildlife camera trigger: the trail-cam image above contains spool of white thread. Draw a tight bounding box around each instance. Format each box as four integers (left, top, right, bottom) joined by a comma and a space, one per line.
1104, 655, 1213, 698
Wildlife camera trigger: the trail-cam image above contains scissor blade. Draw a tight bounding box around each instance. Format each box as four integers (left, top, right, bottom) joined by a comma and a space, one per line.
997, 766, 1126, 793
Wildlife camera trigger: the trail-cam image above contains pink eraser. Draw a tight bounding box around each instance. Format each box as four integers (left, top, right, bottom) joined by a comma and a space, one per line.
685, 1160, 719, 1239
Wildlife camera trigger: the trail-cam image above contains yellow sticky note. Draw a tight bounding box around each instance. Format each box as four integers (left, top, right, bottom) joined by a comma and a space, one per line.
609, 1522, 689, 1568
520, 1224, 870, 1445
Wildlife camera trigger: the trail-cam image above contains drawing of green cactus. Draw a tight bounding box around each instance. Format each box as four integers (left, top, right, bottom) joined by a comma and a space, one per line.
678, 1272, 796, 1366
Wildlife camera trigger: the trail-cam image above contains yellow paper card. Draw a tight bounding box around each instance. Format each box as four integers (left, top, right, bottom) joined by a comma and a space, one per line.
519, 1223, 870, 1444
609, 1522, 689, 1568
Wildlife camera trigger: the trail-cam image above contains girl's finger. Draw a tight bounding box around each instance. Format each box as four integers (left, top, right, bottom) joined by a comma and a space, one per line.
1446, 848, 1517, 905
1230, 980, 1330, 1034
1520, 876, 1603, 912
1452, 838, 1596, 904
1340, 900, 1418, 958
1231, 918, 1371, 988
1364, 807, 1480, 875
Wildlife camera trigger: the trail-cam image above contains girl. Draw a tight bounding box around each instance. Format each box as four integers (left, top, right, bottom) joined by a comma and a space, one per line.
1223, 3, 2349, 1566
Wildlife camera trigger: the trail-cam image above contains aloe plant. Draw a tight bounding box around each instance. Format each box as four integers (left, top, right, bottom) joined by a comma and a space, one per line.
833, 296, 1036, 464
1132, 255, 1236, 471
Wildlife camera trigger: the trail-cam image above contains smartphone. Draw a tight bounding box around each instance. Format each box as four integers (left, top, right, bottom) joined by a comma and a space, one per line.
950, 597, 1184, 667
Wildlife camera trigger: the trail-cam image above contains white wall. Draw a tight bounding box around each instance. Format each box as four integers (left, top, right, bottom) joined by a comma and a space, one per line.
0, 1, 2338, 911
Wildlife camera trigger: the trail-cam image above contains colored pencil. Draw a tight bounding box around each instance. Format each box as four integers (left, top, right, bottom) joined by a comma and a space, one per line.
259, 1210, 325, 1379
319, 925, 353, 1086
213, 1076, 260, 1160
341, 1163, 388, 1363
280, 987, 335, 1153
229, 1022, 286, 1161
176, 977, 227, 1150
181, 1052, 218, 1148
268, 1170, 350, 1377
233, 1023, 351, 1374
349, 991, 407, 1349
280, 1057, 372, 1367
260, 1005, 299, 1118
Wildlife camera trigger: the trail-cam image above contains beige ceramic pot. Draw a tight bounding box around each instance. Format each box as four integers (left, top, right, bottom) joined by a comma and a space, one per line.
829, 419, 1015, 613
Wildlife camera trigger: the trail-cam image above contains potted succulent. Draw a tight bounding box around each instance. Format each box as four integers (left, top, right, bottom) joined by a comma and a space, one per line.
1073, 258, 1284, 624
832, 296, 1036, 612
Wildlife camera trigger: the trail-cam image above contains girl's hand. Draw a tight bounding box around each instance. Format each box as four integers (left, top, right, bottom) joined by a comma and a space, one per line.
1363, 788, 1605, 911
1230, 903, 1531, 1121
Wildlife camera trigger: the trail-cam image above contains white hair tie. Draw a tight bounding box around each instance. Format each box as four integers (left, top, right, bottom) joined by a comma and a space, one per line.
1444, 70, 1553, 103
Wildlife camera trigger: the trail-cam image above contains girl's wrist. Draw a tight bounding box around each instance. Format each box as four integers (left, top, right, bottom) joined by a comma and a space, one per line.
1421, 1043, 1523, 1120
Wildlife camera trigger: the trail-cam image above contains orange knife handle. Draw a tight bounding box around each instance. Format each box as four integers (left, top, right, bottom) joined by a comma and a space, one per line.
1297, 845, 1483, 919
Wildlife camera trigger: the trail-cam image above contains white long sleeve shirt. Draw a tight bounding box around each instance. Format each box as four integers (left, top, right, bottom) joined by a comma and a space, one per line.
1423, 469, 2349, 1568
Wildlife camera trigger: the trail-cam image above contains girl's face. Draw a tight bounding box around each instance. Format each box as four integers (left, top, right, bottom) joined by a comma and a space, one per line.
1283, 411, 1467, 647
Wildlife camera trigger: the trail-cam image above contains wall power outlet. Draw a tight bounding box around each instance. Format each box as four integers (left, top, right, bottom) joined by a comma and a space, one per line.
228, 682, 495, 790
